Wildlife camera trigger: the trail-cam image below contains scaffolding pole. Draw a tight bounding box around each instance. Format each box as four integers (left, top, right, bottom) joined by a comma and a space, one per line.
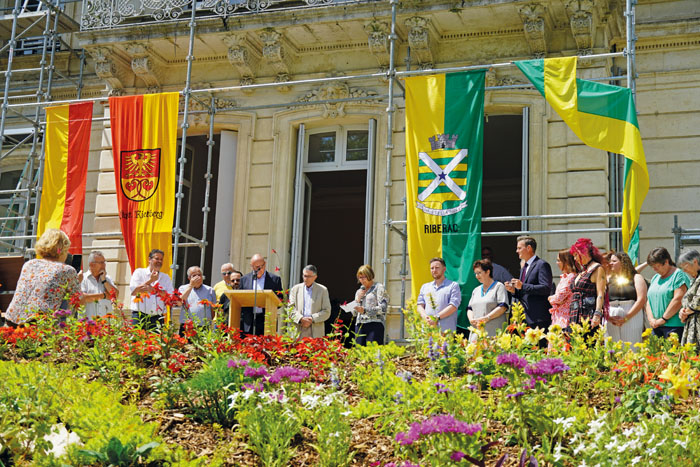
171, 0, 198, 278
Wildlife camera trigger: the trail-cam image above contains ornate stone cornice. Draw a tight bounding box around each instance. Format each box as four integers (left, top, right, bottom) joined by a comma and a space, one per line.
518, 3, 549, 58
565, 0, 596, 55
86, 46, 129, 95
259, 28, 292, 91
223, 33, 261, 89
404, 16, 435, 70
296, 82, 379, 118
364, 20, 390, 70
124, 42, 160, 92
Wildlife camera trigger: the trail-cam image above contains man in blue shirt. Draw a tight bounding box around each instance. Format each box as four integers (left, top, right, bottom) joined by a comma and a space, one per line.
416, 257, 462, 332
178, 266, 217, 330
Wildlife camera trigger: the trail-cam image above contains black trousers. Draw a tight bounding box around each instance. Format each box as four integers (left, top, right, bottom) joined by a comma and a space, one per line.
355, 321, 384, 346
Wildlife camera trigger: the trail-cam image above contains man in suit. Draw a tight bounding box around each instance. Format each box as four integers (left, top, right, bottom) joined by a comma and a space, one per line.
289, 264, 331, 338
504, 236, 553, 330
240, 253, 283, 335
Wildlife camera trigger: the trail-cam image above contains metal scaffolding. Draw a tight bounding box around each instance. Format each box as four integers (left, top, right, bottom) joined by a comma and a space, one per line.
1, 0, 638, 331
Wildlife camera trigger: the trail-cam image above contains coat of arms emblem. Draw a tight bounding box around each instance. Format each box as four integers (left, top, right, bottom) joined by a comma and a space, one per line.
120, 148, 161, 202
416, 134, 469, 216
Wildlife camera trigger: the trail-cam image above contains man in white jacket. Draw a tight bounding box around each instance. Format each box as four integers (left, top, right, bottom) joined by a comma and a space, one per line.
289, 265, 331, 338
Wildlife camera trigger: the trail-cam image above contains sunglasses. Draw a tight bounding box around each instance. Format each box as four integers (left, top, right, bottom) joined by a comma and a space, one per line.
222, 271, 234, 275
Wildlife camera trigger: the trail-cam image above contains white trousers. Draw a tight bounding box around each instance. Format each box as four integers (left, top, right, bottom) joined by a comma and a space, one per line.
605, 300, 644, 345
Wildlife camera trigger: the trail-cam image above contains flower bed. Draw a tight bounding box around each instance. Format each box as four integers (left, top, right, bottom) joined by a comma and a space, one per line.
1, 301, 700, 466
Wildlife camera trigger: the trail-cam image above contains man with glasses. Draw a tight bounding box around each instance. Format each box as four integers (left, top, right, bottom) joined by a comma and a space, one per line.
289, 264, 331, 338
240, 253, 282, 335
178, 266, 216, 330
214, 263, 240, 300
80, 250, 118, 318
129, 249, 175, 330
215, 265, 242, 323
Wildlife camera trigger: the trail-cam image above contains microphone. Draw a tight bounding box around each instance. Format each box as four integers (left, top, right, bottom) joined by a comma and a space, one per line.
360, 285, 366, 290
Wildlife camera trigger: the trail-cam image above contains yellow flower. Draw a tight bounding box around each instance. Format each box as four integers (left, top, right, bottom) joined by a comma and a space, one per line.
659, 362, 700, 400
524, 327, 545, 345
642, 328, 653, 339
498, 333, 512, 350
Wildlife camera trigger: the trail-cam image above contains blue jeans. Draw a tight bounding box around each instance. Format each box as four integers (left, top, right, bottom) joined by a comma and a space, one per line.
355, 322, 384, 346
653, 326, 683, 340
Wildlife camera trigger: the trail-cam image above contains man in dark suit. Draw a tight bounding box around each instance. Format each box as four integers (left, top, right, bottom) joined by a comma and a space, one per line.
239, 253, 283, 335
504, 236, 553, 330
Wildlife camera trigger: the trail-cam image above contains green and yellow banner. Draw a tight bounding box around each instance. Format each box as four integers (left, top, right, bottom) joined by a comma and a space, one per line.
405, 71, 485, 329
516, 57, 649, 260
37, 102, 93, 255
109, 92, 178, 275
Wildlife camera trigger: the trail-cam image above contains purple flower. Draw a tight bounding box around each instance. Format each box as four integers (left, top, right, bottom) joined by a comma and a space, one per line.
467, 368, 483, 376
613, 368, 622, 374
228, 359, 248, 368
43, 352, 51, 357
450, 451, 466, 462
490, 376, 509, 389
393, 392, 404, 404
523, 378, 536, 390
524, 358, 570, 377
614, 396, 621, 404
496, 353, 528, 369
242, 381, 264, 392
268, 366, 309, 384
506, 391, 525, 398
467, 384, 478, 391
244, 365, 268, 378
395, 415, 481, 446
428, 336, 438, 361
58, 321, 66, 329
442, 341, 449, 357
435, 383, 452, 394
397, 370, 413, 384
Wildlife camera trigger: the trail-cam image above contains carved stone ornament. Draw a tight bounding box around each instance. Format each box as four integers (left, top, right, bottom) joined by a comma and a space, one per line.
259, 28, 292, 89
404, 16, 434, 70
179, 92, 238, 126
565, 0, 596, 55
363, 20, 390, 69
125, 42, 160, 92
518, 3, 549, 58
86, 46, 127, 95
223, 33, 261, 88
296, 82, 379, 118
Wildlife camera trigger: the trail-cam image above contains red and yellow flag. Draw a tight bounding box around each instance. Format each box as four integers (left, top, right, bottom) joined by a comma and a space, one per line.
37, 102, 93, 254
109, 93, 178, 275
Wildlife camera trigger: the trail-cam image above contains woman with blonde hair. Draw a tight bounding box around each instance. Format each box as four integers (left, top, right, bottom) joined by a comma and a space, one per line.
353, 264, 389, 346
5, 229, 81, 325
606, 251, 648, 344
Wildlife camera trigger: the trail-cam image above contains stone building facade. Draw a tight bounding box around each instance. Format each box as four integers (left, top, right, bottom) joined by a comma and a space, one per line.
1, 0, 698, 338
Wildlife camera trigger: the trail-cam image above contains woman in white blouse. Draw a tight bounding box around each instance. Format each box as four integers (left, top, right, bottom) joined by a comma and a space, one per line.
467, 259, 509, 342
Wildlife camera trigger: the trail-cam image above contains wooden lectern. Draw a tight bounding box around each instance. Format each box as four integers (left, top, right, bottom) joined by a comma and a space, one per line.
223, 290, 282, 335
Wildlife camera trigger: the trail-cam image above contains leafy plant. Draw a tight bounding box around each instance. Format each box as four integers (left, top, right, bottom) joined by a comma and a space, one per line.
78, 438, 159, 466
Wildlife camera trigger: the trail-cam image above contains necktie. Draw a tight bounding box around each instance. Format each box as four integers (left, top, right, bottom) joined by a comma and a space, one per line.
520, 262, 528, 282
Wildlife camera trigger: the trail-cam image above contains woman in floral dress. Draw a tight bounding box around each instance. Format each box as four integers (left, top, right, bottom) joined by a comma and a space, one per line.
5, 229, 80, 325
548, 250, 577, 328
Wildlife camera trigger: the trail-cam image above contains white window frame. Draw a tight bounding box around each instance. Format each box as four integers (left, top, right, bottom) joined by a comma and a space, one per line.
303, 124, 370, 172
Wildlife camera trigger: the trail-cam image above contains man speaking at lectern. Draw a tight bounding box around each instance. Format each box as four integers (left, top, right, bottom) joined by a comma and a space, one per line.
240, 253, 283, 335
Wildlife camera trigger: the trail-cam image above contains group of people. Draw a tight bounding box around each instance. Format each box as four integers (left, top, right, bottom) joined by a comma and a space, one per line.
436, 234, 700, 349
5, 229, 700, 351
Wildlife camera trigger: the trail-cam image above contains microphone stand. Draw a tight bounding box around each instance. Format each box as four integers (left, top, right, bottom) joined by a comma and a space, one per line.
252, 266, 259, 335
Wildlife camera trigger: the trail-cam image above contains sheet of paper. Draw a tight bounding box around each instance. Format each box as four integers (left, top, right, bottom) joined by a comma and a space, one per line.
340, 300, 359, 314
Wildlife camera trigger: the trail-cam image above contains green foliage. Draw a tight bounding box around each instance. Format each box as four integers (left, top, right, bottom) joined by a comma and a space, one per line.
350, 340, 406, 362
0, 361, 165, 466
310, 403, 355, 467
237, 395, 301, 467
172, 354, 250, 427
78, 438, 159, 466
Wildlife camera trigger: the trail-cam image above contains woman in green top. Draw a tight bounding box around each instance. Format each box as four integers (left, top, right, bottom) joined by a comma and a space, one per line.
644, 247, 691, 339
